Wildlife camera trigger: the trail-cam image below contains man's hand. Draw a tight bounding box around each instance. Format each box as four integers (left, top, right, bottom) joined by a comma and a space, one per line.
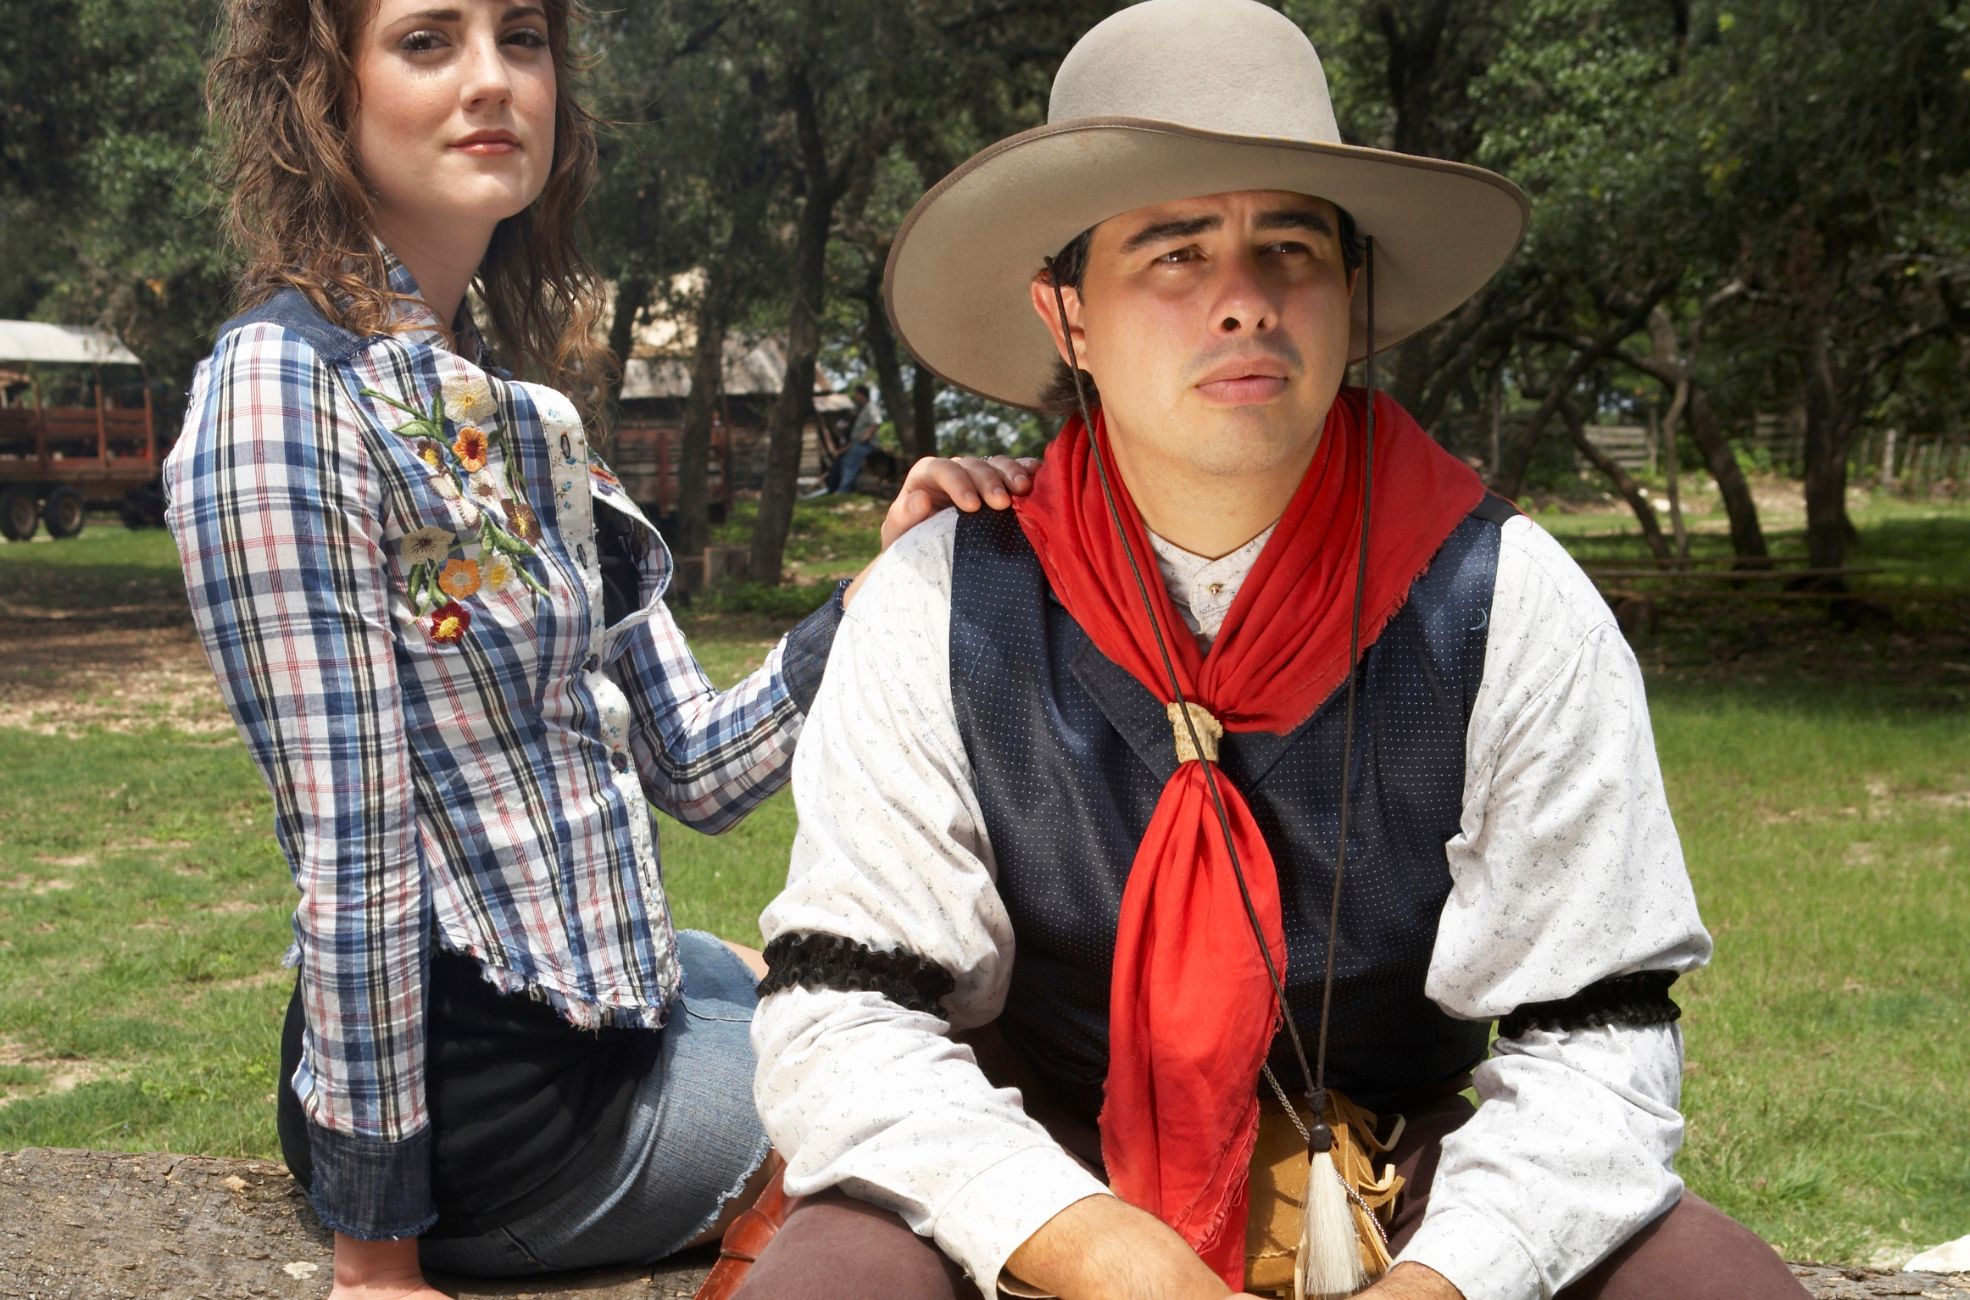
879, 454, 1039, 550
329, 1233, 449, 1300
1004, 1193, 1255, 1300
1357, 1261, 1466, 1299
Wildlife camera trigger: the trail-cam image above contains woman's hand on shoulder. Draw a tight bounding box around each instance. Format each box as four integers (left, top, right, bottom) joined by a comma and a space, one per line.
881, 455, 1041, 551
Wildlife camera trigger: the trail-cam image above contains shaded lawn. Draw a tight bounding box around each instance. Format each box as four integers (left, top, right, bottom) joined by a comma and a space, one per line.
2, 500, 1967, 1265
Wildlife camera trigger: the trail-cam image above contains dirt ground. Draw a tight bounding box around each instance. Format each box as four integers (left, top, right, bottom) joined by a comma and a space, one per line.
0, 569, 232, 737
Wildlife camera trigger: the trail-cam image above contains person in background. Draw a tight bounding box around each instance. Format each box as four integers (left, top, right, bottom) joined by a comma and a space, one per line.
171, 3, 1028, 1298
828, 383, 883, 494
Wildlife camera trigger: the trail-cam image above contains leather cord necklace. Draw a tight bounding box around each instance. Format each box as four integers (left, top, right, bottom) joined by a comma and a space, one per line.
1043, 235, 1380, 1295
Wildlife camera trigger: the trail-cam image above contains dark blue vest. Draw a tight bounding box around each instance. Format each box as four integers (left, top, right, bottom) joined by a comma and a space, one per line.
950, 506, 1503, 1121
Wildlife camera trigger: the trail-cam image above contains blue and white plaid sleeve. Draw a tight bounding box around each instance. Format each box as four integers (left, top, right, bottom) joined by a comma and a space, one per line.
611, 583, 845, 834
164, 325, 436, 1239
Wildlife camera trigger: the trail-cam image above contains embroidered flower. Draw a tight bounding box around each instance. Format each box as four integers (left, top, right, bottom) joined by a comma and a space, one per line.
403, 525, 455, 568
428, 600, 472, 644
507, 501, 542, 545
453, 426, 490, 473
414, 438, 447, 471
441, 374, 498, 426
429, 473, 460, 501
483, 554, 514, 592
438, 557, 482, 599
469, 467, 505, 501
591, 463, 621, 489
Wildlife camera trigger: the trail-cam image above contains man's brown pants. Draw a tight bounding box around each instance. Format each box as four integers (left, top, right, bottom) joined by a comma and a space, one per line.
736, 1032, 1810, 1299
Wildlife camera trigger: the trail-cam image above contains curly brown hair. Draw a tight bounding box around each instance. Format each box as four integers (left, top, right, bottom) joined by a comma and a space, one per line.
206, 0, 614, 427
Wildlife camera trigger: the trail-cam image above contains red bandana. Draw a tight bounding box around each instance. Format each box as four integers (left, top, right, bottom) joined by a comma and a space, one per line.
1012, 387, 1485, 1285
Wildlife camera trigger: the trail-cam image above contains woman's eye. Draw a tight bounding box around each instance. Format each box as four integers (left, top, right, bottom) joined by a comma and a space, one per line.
505, 27, 549, 49
400, 29, 446, 53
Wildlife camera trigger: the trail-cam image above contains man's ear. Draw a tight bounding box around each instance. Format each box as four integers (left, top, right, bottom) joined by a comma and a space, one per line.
1028, 273, 1086, 368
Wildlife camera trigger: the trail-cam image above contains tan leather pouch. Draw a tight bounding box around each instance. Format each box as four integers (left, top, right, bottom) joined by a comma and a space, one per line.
1243, 1090, 1406, 1296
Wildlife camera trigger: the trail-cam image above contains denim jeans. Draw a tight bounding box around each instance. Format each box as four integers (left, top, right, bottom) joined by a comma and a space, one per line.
831, 439, 877, 493
421, 929, 771, 1276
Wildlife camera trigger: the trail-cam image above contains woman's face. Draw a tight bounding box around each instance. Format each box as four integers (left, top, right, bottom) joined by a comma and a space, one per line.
350, 0, 557, 253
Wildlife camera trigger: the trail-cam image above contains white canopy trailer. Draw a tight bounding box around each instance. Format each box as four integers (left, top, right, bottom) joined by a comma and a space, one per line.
0, 321, 143, 368
0, 320, 159, 541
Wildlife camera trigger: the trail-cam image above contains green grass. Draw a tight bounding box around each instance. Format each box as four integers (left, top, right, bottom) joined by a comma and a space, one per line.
2, 494, 1967, 1265
1651, 679, 1970, 1263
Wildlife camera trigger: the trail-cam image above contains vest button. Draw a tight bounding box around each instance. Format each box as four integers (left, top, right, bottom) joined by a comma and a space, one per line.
583, 654, 599, 673
610, 751, 629, 774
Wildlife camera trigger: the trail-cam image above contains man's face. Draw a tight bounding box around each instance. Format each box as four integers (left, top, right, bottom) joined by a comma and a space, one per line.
1031, 189, 1355, 487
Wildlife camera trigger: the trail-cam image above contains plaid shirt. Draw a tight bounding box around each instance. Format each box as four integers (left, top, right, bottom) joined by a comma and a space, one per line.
164, 257, 836, 1238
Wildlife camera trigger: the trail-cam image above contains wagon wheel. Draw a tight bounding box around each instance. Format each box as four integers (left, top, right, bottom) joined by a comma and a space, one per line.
43, 486, 86, 539
0, 487, 38, 541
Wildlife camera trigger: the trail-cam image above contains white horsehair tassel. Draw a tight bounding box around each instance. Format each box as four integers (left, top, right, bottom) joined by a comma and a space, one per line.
1294, 1148, 1367, 1300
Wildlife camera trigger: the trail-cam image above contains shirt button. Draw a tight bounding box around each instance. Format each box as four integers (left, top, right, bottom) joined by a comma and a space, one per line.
611, 751, 630, 774
583, 654, 599, 673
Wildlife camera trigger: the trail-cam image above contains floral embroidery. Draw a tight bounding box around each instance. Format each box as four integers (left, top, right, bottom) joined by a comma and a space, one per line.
438, 557, 482, 599
403, 525, 455, 569
507, 501, 542, 545
428, 601, 472, 643
453, 426, 490, 473
442, 374, 498, 426
363, 381, 548, 646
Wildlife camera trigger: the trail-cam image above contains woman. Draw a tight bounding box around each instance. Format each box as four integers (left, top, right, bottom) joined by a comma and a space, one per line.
171, 3, 1027, 1297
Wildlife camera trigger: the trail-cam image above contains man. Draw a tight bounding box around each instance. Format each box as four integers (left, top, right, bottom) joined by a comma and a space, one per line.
829, 383, 882, 493
729, 3, 1810, 1298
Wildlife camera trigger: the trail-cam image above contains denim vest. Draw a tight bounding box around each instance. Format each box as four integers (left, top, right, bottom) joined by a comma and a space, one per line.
950, 505, 1507, 1119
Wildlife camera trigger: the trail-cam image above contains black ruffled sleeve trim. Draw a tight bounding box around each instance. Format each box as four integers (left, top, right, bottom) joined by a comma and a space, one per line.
1497, 970, 1683, 1041
757, 932, 956, 1017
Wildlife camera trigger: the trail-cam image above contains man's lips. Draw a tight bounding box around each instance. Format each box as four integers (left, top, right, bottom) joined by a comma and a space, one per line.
1193, 358, 1291, 404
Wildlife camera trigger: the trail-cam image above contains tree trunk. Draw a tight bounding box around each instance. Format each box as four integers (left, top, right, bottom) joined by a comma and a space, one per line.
749, 66, 841, 587
673, 276, 731, 598
910, 365, 939, 460
749, 209, 827, 586
1643, 303, 1769, 565
598, 273, 650, 461
860, 248, 915, 456
1686, 389, 1770, 565
1564, 400, 1673, 561
1800, 325, 1856, 583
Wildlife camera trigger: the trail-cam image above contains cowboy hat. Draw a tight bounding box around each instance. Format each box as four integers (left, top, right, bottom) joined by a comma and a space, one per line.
883, 0, 1530, 411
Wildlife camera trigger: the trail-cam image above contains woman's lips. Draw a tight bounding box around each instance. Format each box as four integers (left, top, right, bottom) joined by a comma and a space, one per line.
453, 140, 520, 155
1196, 375, 1288, 404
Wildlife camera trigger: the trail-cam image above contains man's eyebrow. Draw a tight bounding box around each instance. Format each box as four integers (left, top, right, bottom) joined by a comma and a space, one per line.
1118, 215, 1221, 253
1116, 208, 1335, 254
1256, 208, 1336, 236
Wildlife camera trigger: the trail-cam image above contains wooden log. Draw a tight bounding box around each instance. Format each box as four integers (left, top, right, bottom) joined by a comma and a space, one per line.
0, 1149, 711, 1299
3, 1147, 1964, 1299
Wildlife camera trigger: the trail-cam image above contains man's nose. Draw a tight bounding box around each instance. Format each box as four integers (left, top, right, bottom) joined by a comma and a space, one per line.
1211, 252, 1277, 334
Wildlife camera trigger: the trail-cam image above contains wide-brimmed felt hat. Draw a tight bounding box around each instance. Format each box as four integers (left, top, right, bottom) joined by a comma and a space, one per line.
884, 0, 1531, 412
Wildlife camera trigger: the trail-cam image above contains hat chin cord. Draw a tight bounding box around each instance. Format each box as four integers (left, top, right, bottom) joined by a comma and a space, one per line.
1043, 239, 1381, 1300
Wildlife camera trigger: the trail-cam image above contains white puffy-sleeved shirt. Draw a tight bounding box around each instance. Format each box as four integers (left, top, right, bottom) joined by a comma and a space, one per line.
753, 507, 1712, 1300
